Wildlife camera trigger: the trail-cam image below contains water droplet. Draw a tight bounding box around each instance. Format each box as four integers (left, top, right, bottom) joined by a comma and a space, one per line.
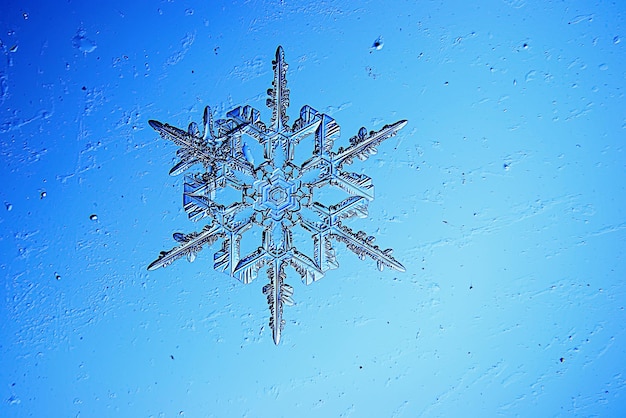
614, 36, 621, 45
9, 44, 18, 53
40, 191, 47, 199
599, 63, 608, 71
55, 272, 61, 280
4, 202, 12, 211
90, 214, 98, 221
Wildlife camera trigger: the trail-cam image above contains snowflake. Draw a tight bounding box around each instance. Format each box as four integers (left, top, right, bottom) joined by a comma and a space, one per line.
147, 46, 407, 344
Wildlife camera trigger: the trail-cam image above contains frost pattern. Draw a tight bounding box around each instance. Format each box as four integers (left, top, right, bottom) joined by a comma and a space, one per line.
147, 46, 407, 344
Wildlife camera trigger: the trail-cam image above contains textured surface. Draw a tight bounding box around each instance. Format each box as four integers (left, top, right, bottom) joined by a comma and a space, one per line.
1, 0, 625, 417
147, 46, 406, 344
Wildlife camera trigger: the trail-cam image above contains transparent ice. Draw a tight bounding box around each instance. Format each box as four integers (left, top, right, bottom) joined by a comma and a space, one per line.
147, 46, 407, 344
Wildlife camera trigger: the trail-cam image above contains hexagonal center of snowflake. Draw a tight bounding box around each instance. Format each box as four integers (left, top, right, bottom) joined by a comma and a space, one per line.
269, 187, 288, 204
254, 169, 301, 221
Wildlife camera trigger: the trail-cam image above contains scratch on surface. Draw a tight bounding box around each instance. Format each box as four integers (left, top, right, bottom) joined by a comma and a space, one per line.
568, 14, 594, 25
407, 193, 580, 255
228, 56, 267, 82
164, 31, 196, 67
0, 108, 54, 134
588, 222, 626, 238
419, 360, 507, 416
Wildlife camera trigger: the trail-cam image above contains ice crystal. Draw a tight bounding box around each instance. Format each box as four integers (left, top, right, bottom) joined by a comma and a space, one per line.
147, 46, 407, 344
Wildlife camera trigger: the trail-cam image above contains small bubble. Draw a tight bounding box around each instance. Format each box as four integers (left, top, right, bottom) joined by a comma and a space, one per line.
40, 191, 47, 199
503, 163, 510, 170
614, 36, 621, 45
4, 202, 12, 211
23, 12, 29, 20
55, 272, 61, 280
90, 214, 98, 221
185, 8, 194, 16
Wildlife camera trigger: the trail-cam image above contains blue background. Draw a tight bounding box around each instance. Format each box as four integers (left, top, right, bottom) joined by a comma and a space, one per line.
1, 0, 625, 416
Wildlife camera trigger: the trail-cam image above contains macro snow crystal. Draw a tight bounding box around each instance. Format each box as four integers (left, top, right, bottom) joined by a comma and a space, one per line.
147, 46, 407, 344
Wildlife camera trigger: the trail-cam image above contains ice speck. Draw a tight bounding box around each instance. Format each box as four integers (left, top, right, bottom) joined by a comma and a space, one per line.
371, 36, 384, 52
72, 28, 97, 54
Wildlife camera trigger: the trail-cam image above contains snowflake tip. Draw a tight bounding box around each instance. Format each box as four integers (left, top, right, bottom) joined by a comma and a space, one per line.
148, 119, 163, 130
275, 45, 285, 59
273, 327, 282, 345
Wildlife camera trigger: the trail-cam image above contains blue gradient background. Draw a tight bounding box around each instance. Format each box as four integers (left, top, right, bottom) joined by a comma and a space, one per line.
1, 1, 625, 416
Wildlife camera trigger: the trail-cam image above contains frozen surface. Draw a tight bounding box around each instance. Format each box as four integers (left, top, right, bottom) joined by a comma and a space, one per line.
1, 0, 625, 417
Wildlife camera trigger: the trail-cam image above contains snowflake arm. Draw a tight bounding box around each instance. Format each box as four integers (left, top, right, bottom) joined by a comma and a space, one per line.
301, 199, 405, 273
263, 260, 293, 344
330, 223, 405, 272
267, 46, 290, 132
148, 118, 219, 176
332, 120, 408, 170
147, 222, 222, 271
